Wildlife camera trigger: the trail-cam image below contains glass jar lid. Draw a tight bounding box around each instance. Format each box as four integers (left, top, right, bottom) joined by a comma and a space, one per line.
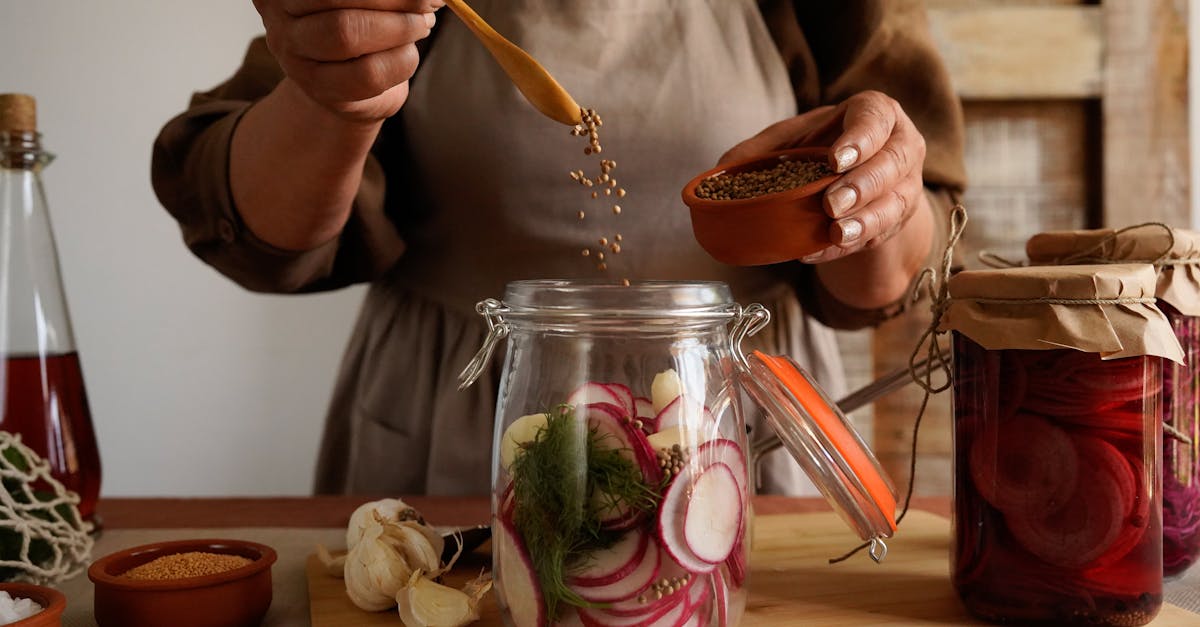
732, 306, 898, 554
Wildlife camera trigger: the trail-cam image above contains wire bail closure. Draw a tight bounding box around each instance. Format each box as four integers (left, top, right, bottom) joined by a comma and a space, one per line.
730, 303, 771, 370
457, 299, 510, 390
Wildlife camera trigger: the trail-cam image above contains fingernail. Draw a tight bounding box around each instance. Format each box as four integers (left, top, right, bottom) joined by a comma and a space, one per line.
835, 218, 863, 244
834, 146, 859, 172
802, 253, 823, 264
425, 12, 437, 27
826, 185, 857, 217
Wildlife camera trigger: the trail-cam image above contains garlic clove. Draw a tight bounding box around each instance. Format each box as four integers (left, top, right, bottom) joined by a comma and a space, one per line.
315, 543, 346, 578
396, 570, 481, 627
347, 499, 421, 550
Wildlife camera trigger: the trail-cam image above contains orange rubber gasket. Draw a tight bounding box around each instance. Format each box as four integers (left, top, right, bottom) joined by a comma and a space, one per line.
754, 351, 897, 531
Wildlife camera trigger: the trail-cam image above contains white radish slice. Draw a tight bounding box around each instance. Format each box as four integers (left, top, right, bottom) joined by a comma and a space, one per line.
578, 589, 685, 627
693, 439, 748, 500
635, 397, 655, 420
495, 518, 545, 627
588, 403, 662, 487
658, 472, 719, 574
500, 413, 549, 471
604, 383, 637, 417
602, 548, 696, 617
569, 382, 627, 414
683, 463, 742, 564
644, 595, 690, 627
572, 537, 662, 603
654, 398, 718, 442
651, 369, 683, 414
570, 528, 648, 587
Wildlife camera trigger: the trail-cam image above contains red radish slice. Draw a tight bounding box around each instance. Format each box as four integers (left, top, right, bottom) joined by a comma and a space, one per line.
655, 398, 718, 442
499, 482, 516, 522
580, 586, 687, 627
683, 463, 743, 564
570, 528, 648, 587
636, 397, 655, 419
495, 518, 546, 627
600, 552, 696, 618
724, 528, 747, 589
658, 471, 719, 574
968, 413, 1079, 514
587, 403, 662, 489
711, 572, 729, 627
570, 383, 628, 415
604, 383, 637, 418
572, 538, 662, 603
1006, 436, 1132, 568
694, 439, 748, 500
678, 575, 711, 626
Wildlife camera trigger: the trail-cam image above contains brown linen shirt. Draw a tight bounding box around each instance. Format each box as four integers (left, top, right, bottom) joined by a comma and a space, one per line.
151, 0, 966, 495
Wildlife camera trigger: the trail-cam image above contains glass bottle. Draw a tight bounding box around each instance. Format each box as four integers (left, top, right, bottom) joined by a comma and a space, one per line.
0, 94, 101, 521
460, 280, 897, 627
1160, 302, 1200, 577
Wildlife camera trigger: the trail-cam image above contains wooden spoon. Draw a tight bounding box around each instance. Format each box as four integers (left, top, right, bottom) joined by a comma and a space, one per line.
441, 0, 583, 126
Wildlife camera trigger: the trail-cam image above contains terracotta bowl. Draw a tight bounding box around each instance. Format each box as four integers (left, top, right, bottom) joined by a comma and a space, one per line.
87, 539, 276, 627
682, 146, 842, 266
0, 582, 66, 627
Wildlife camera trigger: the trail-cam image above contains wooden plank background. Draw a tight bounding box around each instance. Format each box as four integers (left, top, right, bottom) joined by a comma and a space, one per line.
839, 0, 1191, 497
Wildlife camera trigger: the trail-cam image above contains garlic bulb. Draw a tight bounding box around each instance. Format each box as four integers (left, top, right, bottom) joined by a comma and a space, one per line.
347, 498, 421, 550
396, 570, 492, 627
344, 516, 418, 611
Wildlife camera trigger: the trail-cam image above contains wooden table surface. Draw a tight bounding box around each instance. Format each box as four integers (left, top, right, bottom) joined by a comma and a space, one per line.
94, 495, 952, 528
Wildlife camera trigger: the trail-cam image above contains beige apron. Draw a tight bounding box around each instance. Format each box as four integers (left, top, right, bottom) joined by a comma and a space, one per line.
315, 0, 845, 495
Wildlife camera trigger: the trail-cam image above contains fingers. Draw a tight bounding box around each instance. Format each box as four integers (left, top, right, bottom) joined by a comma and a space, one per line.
289, 9, 433, 62
823, 99, 926, 220
828, 91, 898, 174
292, 43, 422, 103
803, 173, 924, 264
280, 0, 443, 17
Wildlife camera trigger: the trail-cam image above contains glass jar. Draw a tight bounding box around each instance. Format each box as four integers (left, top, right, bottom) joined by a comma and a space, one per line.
1027, 226, 1200, 577
1161, 302, 1200, 577
943, 263, 1179, 626
461, 281, 896, 627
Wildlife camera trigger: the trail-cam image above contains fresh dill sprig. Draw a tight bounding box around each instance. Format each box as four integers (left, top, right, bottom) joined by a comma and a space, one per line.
509, 404, 662, 621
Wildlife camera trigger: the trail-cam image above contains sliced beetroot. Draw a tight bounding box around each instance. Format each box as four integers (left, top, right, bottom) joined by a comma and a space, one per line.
570, 528, 648, 588
1019, 352, 1149, 417
658, 470, 718, 574
1006, 436, 1133, 568
495, 517, 546, 627
1088, 454, 1152, 569
694, 439, 748, 501
683, 463, 742, 564
968, 413, 1079, 514
572, 538, 662, 603
570, 383, 630, 415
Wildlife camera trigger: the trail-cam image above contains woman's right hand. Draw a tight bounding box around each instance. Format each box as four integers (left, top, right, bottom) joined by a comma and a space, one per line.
252, 0, 444, 123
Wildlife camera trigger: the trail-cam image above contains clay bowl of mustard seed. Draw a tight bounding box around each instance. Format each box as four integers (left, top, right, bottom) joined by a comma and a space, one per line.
682, 146, 842, 266
0, 583, 66, 626
88, 539, 276, 627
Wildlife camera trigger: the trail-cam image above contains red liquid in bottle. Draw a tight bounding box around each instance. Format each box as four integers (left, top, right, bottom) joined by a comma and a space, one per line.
1, 352, 100, 521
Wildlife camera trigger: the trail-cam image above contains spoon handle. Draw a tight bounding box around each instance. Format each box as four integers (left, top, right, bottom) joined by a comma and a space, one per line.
442, 0, 583, 126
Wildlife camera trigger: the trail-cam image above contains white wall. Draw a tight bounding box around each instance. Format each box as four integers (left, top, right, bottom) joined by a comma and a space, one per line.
0, 2, 366, 495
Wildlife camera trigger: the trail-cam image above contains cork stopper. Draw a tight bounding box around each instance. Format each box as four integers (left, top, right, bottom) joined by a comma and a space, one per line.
0, 94, 37, 133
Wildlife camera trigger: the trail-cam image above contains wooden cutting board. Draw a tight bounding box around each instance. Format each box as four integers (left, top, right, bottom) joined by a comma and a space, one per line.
306, 511, 1199, 625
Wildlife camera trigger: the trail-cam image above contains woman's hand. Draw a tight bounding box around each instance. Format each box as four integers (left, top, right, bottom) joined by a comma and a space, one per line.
252, 0, 444, 123
719, 90, 929, 263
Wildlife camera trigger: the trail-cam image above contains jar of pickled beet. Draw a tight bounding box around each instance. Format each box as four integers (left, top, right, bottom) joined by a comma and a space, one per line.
1028, 227, 1200, 578
942, 264, 1184, 626
460, 280, 897, 627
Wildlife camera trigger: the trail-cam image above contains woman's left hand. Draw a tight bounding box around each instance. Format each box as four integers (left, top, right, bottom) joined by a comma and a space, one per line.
719, 90, 928, 263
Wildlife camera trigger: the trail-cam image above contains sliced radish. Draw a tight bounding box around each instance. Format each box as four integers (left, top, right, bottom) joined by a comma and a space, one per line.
500, 412, 550, 471
499, 482, 516, 522
570, 383, 628, 414
711, 572, 729, 627
724, 525, 747, 589
586, 403, 662, 515
635, 397, 655, 420
578, 587, 685, 627
652, 369, 683, 414
655, 398, 718, 442
683, 463, 743, 564
694, 439, 748, 500
572, 537, 662, 603
644, 596, 690, 627
570, 528, 648, 587
658, 471, 718, 574
968, 414, 1079, 514
495, 518, 546, 627
604, 383, 637, 418
1005, 436, 1132, 568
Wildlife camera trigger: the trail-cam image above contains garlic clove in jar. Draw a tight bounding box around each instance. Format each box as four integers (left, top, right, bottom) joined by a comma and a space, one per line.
651, 368, 683, 413
500, 413, 550, 471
